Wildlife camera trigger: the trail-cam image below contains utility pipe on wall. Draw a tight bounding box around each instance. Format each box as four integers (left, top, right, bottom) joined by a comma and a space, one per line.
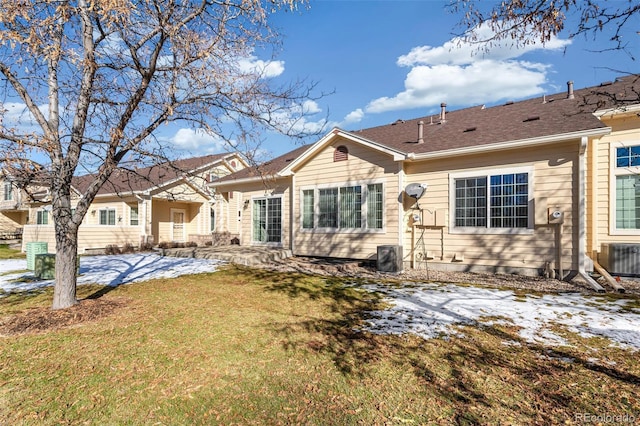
578, 137, 605, 292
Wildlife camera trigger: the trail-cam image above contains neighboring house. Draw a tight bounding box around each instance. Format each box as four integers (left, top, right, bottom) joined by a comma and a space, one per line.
0, 175, 29, 238
211, 75, 640, 280
22, 153, 246, 253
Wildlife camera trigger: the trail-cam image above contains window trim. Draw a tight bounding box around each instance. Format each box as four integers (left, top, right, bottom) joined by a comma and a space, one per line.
99, 207, 117, 226
449, 166, 534, 235
251, 195, 283, 246
129, 204, 139, 226
609, 142, 640, 235
299, 179, 385, 234
4, 181, 13, 201
36, 210, 49, 225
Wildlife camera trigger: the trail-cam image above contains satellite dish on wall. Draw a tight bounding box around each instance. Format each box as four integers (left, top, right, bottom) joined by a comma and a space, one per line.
405, 183, 428, 199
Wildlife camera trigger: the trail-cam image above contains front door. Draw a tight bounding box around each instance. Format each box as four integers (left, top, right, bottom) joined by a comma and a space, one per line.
171, 209, 186, 242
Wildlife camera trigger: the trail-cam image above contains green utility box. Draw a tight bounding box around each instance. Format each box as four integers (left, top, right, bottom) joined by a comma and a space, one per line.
33, 254, 80, 280
34, 253, 56, 280
26, 242, 49, 270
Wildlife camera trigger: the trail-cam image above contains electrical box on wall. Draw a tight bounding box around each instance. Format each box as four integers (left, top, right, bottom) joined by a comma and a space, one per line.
548, 208, 564, 224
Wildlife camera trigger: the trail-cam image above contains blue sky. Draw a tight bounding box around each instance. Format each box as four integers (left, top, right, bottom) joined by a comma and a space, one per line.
172, 0, 636, 160
3, 1, 638, 164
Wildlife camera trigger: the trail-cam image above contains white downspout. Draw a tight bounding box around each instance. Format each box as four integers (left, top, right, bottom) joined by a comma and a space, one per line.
578, 137, 605, 292
290, 174, 296, 253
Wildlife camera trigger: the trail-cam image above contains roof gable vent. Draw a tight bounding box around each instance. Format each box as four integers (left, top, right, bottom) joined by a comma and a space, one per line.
463, 127, 477, 132
333, 145, 348, 162
523, 116, 540, 122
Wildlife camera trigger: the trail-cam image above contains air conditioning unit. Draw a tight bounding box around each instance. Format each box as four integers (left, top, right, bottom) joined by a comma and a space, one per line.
377, 245, 403, 273
600, 243, 640, 276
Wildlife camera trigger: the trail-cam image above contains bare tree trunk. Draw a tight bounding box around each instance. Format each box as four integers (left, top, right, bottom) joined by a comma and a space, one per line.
52, 223, 79, 310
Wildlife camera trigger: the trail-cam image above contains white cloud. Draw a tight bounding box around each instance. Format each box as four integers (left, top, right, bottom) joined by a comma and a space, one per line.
343, 108, 364, 124
367, 60, 548, 113
0, 102, 49, 129
398, 21, 571, 67
302, 100, 322, 114
365, 21, 571, 114
168, 128, 228, 153
237, 56, 285, 78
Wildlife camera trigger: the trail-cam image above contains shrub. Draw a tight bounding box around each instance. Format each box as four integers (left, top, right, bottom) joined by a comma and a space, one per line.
122, 243, 135, 253
139, 242, 154, 251
204, 241, 213, 246
105, 244, 121, 255
158, 241, 170, 249
185, 241, 198, 248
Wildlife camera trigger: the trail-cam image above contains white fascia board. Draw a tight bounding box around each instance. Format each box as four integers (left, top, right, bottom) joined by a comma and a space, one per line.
407, 127, 612, 161
593, 103, 640, 118
209, 175, 278, 187
143, 156, 232, 194
278, 128, 406, 177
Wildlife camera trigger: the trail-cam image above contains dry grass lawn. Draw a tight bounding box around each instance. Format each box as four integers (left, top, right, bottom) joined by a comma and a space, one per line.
1, 265, 639, 425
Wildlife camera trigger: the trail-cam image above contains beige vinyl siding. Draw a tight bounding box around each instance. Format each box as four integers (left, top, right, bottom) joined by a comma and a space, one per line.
22, 224, 140, 253
293, 138, 400, 260
216, 179, 290, 247
153, 200, 197, 243
593, 114, 640, 250
403, 142, 579, 273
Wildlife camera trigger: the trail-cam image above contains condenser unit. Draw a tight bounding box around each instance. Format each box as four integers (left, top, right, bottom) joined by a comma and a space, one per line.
377, 245, 403, 273
600, 243, 640, 276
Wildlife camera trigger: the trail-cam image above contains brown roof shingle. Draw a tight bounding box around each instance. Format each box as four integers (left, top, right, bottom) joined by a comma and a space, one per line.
213, 144, 313, 184
73, 153, 232, 195
351, 75, 639, 155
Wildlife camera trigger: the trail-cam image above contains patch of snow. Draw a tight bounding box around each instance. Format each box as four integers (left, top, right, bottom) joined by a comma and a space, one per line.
0, 253, 225, 296
361, 282, 640, 351
0, 259, 27, 274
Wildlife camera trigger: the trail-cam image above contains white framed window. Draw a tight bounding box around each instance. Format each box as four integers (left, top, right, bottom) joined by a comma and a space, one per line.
210, 207, 216, 232
36, 210, 49, 225
99, 208, 116, 226
252, 196, 282, 244
611, 143, 640, 233
301, 181, 384, 232
129, 205, 139, 226
302, 189, 314, 229
4, 181, 13, 201
449, 167, 533, 234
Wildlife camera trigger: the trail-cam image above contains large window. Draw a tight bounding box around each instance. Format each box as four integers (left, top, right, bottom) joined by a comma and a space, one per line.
302, 189, 314, 229
99, 208, 116, 226
4, 181, 13, 201
452, 169, 531, 231
36, 210, 48, 225
302, 183, 384, 231
614, 145, 640, 230
129, 205, 139, 226
252, 197, 282, 243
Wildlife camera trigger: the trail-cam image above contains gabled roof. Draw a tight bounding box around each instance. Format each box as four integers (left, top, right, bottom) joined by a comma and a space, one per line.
350, 75, 639, 156
210, 75, 640, 187
73, 153, 238, 196
212, 144, 313, 186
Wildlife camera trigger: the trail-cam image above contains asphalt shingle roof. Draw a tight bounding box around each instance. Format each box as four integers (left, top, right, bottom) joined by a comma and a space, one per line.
214, 144, 313, 184
213, 75, 640, 182
351, 75, 639, 155
73, 153, 231, 195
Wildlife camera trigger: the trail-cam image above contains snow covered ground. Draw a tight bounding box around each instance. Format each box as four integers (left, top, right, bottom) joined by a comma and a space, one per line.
0, 253, 225, 294
2, 254, 639, 351
361, 282, 640, 351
